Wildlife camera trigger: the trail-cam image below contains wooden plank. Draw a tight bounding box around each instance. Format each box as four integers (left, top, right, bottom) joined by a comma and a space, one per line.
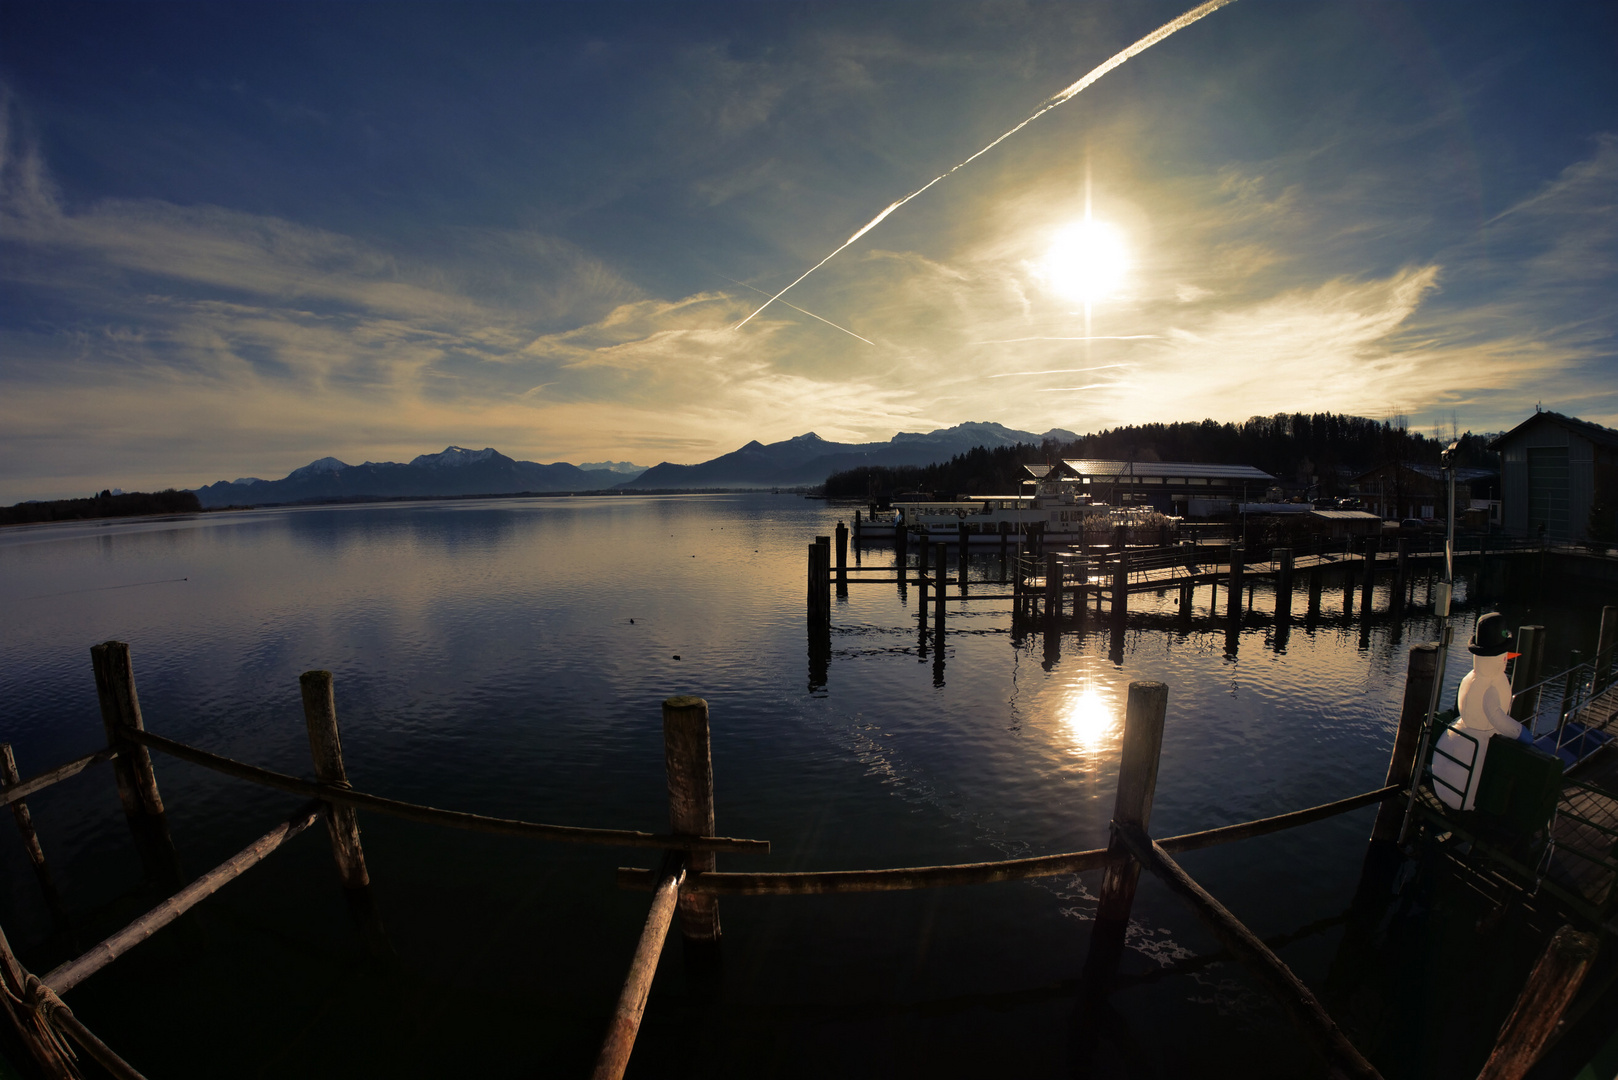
1474, 925, 1599, 1080
123, 727, 769, 853
590, 861, 684, 1080
618, 785, 1400, 895
44, 802, 324, 994
1114, 822, 1382, 1080
0, 747, 119, 806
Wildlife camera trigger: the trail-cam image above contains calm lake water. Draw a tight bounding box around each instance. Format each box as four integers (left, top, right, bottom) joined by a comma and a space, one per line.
1, 495, 1613, 1078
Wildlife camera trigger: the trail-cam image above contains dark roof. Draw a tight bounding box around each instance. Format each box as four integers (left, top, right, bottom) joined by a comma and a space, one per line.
1350, 462, 1496, 484
1059, 459, 1274, 482
1488, 411, 1618, 452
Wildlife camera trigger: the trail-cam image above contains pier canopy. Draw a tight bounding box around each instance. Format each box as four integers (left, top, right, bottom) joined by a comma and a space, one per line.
1057, 459, 1275, 516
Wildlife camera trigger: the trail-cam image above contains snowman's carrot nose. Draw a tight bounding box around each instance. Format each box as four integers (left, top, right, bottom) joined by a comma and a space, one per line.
1506, 652, 1522, 659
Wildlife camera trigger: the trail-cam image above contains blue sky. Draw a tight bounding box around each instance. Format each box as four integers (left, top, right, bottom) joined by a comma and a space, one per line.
1, 0, 1614, 500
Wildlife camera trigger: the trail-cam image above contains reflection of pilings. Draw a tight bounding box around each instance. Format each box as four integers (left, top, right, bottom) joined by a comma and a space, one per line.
1308, 562, 1323, 617
808, 618, 831, 688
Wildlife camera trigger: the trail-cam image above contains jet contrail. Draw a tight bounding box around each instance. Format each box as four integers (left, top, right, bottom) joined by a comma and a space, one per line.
973, 336, 1159, 345
1035, 383, 1121, 392
988, 364, 1130, 378
733, 0, 1239, 330
717, 274, 877, 346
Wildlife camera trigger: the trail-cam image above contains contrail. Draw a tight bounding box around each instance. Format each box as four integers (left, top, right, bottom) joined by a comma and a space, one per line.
973, 336, 1158, 345
1034, 383, 1121, 392
733, 0, 1239, 330
988, 364, 1129, 378
717, 274, 877, 346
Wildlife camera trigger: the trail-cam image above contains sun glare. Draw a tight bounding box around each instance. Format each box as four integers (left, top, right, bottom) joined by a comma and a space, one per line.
1045, 221, 1130, 303
1061, 685, 1119, 752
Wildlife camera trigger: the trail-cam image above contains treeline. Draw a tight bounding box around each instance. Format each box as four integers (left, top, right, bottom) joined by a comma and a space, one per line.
1, 489, 203, 526
825, 413, 1500, 500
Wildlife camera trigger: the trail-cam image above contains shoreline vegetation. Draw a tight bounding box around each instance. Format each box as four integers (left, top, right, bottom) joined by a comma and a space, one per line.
0, 489, 202, 527
826, 413, 1501, 501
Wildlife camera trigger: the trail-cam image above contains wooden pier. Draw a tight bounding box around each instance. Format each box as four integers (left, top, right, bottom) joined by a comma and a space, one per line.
2, 603, 1614, 1077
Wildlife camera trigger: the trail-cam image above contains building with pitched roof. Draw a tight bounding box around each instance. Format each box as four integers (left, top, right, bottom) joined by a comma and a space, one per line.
1488, 411, 1618, 542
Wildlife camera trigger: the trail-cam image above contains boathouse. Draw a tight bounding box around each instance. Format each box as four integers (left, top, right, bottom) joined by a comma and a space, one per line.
1490, 411, 1618, 543
1055, 459, 1274, 517
1349, 462, 1497, 522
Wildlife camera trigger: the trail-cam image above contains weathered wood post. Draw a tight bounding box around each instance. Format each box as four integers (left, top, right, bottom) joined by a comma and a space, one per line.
894, 519, 908, 567
1370, 644, 1438, 843
834, 521, 848, 597
1084, 682, 1169, 992
1178, 580, 1193, 619
92, 640, 182, 890
958, 521, 970, 594
1395, 538, 1410, 608
91, 641, 165, 824
1111, 546, 1128, 621
1226, 546, 1244, 624
806, 544, 823, 623
917, 538, 930, 617
1509, 624, 1544, 722
1308, 560, 1323, 617
1045, 551, 1061, 627
1475, 925, 1599, 1080
2, 745, 66, 922
934, 542, 948, 627
300, 670, 370, 889
1360, 535, 1378, 613
1273, 547, 1293, 620
663, 696, 720, 942
852, 509, 861, 544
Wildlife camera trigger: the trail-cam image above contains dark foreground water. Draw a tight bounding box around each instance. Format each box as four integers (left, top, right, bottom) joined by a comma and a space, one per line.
1, 496, 1613, 1079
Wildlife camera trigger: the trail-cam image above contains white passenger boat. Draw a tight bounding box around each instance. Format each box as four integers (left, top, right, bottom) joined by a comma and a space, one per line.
878, 468, 1177, 546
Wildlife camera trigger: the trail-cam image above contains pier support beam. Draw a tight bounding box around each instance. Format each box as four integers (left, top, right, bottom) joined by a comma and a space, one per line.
301, 670, 370, 889
1509, 625, 1545, 722
1273, 547, 1293, 619
934, 543, 947, 629
1371, 644, 1438, 844
834, 522, 848, 597
1360, 537, 1377, 613
663, 696, 720, 943
1112, 549, 1128, 621
1226, 547, 1244, 625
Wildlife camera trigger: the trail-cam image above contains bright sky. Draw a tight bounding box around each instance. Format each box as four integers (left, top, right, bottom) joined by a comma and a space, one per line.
1, 0, 1614, 501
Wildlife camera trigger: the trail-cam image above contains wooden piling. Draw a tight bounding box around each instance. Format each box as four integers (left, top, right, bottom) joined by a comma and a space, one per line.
1226, 546, 1243, 625
1096, 682, 1169, 924
852, 509, 861, 543
934, 543, 948, 626
662, 696, 720, 943
1044, 551, 1061, 626
1273, 547, 1293, 619
1474, 925, 1599, 1080
894, 520, 908, 566
90, 641, 165, 821
1178, 581, 1192, 619
300, 670, 370, 889
834, 522, 848, 597
1509, 625, 1544, 722
1360, 537, 1377, 612
958, 521, 970, 588
1, 745, 64, 919
1370, 643, 1438, 843
1308, 563, 1323, 616
1112, 547, 1128, 621
1394, 538, 1409, 609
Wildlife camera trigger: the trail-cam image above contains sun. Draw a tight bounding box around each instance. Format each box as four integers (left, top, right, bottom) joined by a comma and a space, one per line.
1044, 220, 1130, 303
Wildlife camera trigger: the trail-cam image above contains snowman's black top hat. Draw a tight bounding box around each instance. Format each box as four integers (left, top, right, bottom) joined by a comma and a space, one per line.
1469, 612, 1514, 657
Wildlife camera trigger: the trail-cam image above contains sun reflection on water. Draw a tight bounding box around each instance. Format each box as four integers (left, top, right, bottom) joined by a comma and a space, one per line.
1061, 683, 1121, 753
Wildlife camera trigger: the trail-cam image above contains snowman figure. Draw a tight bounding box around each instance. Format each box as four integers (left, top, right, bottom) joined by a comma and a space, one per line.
1433, 613, 1531, 810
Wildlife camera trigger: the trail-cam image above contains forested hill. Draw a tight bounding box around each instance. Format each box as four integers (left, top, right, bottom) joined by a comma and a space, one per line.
825, 413, 1499, 499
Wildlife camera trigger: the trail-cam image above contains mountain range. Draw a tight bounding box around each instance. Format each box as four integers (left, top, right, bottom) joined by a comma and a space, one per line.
192, 422, 1077, 507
